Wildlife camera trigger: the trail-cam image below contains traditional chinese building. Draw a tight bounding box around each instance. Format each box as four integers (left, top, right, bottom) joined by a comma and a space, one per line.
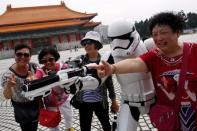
0, 1, 100, 52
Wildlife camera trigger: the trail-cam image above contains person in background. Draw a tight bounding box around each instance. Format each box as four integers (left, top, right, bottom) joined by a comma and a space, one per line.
91, 12, 197, 131
74, 45, 78, 52
1, 44, 39, 131
76, 31, 119, 131
35, 47, 74, 131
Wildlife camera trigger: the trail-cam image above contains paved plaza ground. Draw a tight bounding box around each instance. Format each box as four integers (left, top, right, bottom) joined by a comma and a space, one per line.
0, 44, 158, 131
0, 78, 156, 131
0, 33, 197, 131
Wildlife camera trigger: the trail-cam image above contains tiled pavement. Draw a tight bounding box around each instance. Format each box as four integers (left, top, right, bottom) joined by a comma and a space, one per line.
0, 44, 158, 131
0, 77, 157, 131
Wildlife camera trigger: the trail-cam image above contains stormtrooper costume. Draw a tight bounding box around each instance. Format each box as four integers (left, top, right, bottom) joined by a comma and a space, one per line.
107, 21, 155, 131
143, 37, 156, 51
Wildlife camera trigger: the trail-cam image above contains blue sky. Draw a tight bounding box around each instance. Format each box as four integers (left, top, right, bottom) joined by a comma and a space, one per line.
0, 0, 197, 25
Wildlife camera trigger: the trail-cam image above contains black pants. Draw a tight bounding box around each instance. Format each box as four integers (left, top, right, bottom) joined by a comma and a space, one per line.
79, 102, 111, 131
11, 99, 39, 131
20, 120, 38, 131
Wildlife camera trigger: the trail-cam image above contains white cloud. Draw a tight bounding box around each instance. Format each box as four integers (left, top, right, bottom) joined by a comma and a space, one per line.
0, 0, 197, 25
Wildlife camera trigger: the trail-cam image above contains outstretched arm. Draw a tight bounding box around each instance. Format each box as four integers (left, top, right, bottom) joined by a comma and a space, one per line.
87, 57, 148, 77
110, 57, 148, 74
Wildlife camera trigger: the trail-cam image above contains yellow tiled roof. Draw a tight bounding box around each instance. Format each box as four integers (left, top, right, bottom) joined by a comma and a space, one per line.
0, 2, 97, 27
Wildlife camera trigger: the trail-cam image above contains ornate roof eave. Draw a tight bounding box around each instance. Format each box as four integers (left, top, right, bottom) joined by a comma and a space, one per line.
0, 19, 87, 34
82, 22, 101, 28
0, 15, 97, 27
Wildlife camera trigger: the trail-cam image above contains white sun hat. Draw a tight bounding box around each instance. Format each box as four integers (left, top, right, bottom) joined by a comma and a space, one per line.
81, 31, 103, 49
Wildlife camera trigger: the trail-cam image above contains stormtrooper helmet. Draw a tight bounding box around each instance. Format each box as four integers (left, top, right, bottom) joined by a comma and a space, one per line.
108, 21, 141, 57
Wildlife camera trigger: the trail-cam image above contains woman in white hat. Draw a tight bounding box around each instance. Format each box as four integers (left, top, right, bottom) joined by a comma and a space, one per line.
76, 31, 119, 131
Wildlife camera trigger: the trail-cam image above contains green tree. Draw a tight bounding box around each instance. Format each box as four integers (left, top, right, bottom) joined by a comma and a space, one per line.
135, 19, 151, 40
134, 11, 197, 39
187, 12, 197, 29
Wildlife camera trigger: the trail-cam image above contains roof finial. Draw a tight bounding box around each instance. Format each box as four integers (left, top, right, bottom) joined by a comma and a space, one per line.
7, 4, 12, 10
60, 1, 65, 6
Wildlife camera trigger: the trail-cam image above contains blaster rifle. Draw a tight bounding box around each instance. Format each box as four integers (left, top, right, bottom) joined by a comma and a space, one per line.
21, 66, 99, 100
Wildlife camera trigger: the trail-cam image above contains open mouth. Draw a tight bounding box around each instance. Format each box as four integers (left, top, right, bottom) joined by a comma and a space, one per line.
158, 42, 167, 47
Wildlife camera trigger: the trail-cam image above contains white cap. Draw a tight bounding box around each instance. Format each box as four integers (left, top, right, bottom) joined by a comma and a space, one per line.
82, 31, 101, 42
81, 31, 103, 49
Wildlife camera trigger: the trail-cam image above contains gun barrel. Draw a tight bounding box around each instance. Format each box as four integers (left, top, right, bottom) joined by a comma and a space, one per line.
22, 74, 60, 92
22, 67, 85, 93
67, 68, 84, 78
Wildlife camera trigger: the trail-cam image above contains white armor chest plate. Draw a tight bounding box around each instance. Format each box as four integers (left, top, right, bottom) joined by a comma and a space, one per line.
113, 44, 155, 103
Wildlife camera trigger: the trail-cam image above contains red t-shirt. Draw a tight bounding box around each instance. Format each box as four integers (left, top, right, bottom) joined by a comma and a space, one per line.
140, 43, 197, 108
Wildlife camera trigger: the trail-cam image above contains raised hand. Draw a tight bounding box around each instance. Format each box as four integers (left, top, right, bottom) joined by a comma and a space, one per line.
4, 74, 17, 99
85, 60, 113, 78
98, 60, 113, 77
6, 74, 17, 89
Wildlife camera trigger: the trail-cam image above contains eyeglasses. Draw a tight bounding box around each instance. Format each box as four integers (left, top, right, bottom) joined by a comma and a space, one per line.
81, 40, 95, 46
15, 52, 30, 58
41, 57, 55, 64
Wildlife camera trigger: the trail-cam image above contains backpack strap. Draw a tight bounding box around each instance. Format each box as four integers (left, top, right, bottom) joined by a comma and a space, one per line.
29, 62, 38, 73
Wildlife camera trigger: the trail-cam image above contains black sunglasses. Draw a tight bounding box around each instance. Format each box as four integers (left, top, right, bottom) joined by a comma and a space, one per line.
81, 40, 95, 46
41, 57, 55, 64
16, 52, 30, 58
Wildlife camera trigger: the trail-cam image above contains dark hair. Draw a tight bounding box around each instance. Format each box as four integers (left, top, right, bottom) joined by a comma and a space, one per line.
38, 47, 60, 64
14, 44, 32, 55
149, 12, 185, 34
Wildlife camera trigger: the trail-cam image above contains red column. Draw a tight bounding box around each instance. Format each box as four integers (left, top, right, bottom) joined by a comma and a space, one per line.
49, 36, 53, 46
66, 34, 70, 43
29, 39, 33, 48
8, 40, 14, 49
0, 41, 3, 50
77, 32, 81, 41
78, 32, 81, 40
58, 35, 62, 44
75, 32, 78, 41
